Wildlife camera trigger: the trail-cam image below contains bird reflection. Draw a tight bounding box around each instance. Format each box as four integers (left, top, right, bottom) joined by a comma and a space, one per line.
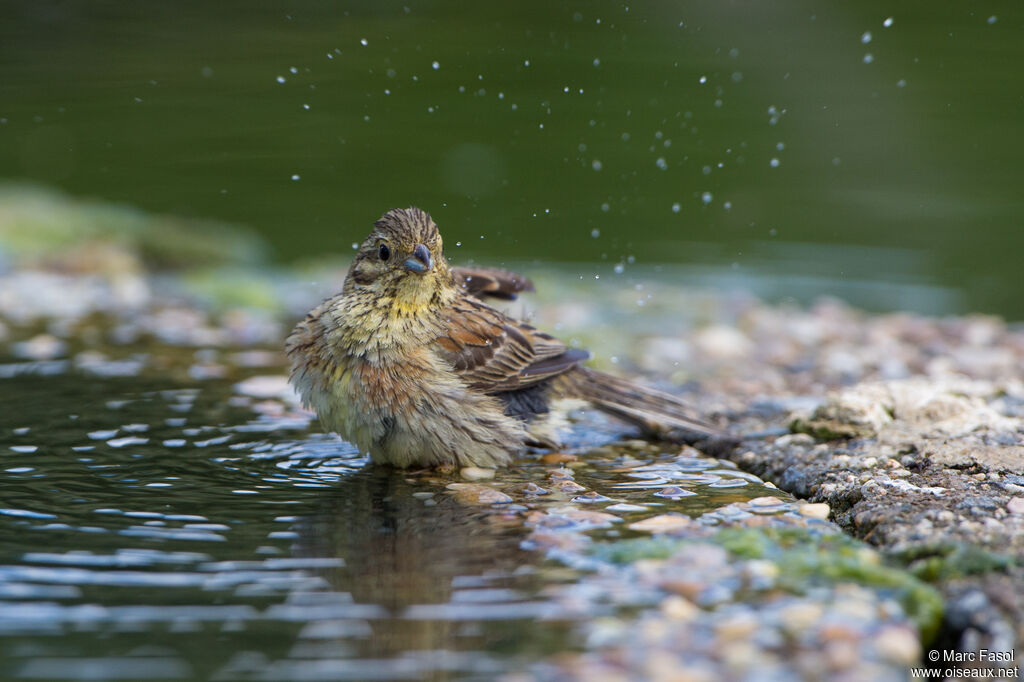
298, 466, 539, 660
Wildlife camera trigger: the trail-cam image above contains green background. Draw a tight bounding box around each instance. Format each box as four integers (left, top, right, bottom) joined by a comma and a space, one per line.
3, 1, 1022, 317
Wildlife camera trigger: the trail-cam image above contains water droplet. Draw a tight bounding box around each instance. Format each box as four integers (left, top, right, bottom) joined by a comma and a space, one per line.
883, 17, 894, 28
987, 15, 997, 24
291, 174, 301, 181
591, 159, 603, 171
769, 158, 780, 168
724, 201, 732, 211
432, 61, 440, 70
276, 76, 286, 84
524, 59, 530, 66
701, 192, 713, 204
359, 38, 368, 46
671, 202, 681, 213
600, 202, 610, 212
776, 142, 785, 151
861, 31, 872, 44
863, 53, 874, 64
593, 58, 600, 67
655, 157, 668, 170
896, 79, 906, 88
590, 229, 600, 238
698, 75, 707, 84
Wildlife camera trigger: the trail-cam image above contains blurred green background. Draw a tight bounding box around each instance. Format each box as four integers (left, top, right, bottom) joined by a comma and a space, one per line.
2, 1, 1022, 318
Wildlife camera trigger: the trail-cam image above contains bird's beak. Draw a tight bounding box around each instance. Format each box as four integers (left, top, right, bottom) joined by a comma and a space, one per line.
404, 243, 434, 274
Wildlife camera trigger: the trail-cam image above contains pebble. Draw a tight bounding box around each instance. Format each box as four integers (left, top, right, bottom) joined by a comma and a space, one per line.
1006, 497, 1024, 515
572, 492, 611, 504
778, 602, 824, 633
660, 595, 698, 621
799, 503, 832, 520
747, 496, 786, 507
541, 453, 578, 465
555, 480, 587, 493
629, 514, 693, 534
654, 486, 696, 499
460, 466, 496, 481
872, 625, 921, 665
715, 613, 759, 642
445, 483, 513, 506
13, 334, 66, 360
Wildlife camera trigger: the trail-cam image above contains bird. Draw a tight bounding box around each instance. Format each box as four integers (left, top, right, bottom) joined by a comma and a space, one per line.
285, 207, 724, 468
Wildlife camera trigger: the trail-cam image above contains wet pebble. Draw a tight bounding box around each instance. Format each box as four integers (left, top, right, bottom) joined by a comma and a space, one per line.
541, 453, 578, 465
628, 514, 693, 534
521, 483, 550, 496
571, 492, 611, 504
460, 466, 496, 481
445, 483, 513, 506
555, 480, 587, 494
654, 486, 696, 499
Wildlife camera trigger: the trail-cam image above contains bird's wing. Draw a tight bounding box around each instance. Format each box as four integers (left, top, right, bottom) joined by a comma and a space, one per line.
434, 295, 589, 392
451, 266, 534, 301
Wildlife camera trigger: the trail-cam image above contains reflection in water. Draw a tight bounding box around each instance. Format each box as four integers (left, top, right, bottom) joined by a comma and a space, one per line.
301, 467, 559, 665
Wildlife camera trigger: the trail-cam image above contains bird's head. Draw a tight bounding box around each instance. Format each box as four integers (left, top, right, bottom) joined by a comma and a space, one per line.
344, 207, 455, 312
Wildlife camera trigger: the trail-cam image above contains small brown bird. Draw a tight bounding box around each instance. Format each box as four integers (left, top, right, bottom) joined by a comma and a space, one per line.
286, 207, 723, 468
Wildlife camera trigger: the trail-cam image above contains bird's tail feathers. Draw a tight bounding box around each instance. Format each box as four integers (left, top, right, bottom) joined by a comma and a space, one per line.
555, 367, 725, 440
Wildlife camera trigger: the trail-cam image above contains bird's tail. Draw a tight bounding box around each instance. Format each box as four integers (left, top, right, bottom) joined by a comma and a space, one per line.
553, 367, 726, 441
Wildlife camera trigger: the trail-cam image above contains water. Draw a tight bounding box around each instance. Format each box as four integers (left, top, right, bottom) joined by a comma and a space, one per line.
0, 358, 785, 680
2, 2, 1024, 318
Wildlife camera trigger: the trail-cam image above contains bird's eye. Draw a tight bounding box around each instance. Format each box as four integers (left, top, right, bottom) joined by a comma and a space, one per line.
378, 244, 390, 261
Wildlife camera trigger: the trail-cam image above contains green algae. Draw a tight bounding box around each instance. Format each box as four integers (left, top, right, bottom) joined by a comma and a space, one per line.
894, 542, 1015, 582
591, 526, 945, 643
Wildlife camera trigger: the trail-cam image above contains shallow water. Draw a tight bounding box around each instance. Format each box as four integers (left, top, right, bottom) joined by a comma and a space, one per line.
0, 361, 785, 680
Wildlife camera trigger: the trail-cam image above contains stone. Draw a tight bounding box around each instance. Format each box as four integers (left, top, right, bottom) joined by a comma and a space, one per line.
445, 483, 513, 506
629, 514, 694, 534
799, 503, 831, 520
1007, 497, 1024, 515
460, 466, 496, 481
